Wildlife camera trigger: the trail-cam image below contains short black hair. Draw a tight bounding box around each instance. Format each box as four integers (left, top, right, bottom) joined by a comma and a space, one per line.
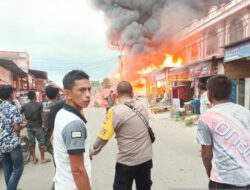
45, 85, 59, 100
117, 81, 133, 97
63, 70, 89, 90
207, 75, 232, 100
198, 82, 207, 91
0, 85, 14, 100
27, 91, 36, 101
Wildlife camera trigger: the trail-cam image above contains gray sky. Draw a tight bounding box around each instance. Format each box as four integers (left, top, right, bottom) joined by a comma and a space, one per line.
0, 0, 118, 85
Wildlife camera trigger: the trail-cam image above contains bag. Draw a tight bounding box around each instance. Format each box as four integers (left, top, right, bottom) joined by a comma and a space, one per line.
147, 126, 156, 143
124, 103, 155, 143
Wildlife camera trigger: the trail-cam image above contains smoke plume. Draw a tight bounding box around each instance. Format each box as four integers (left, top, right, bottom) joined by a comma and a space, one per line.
91, 0, 229, 54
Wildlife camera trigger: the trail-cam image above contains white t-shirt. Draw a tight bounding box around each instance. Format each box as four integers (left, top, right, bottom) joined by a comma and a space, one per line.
54, 106, 91, 190
200, 91, 210, 114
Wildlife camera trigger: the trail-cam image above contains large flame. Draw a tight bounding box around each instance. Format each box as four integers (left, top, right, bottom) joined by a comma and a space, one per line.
161, 54, 183, 68
136, 54, 183, 76
137, 64, 158, 75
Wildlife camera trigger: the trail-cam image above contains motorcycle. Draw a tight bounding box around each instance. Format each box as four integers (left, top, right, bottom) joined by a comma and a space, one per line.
20, 135, 31, 164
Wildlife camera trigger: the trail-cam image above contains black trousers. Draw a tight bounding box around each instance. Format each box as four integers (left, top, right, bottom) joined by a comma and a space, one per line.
113, 160, 153, 190
209, 180, 250, 190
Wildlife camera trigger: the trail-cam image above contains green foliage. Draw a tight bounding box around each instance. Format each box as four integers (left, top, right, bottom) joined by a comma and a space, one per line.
91, 80, 101, 87
101, 78, 112, 89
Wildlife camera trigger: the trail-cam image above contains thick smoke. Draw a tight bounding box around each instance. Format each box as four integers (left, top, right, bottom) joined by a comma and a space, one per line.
91, 0, 229, 54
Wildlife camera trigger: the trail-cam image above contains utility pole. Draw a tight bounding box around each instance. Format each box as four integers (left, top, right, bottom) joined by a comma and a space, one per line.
111, 41, 125, 80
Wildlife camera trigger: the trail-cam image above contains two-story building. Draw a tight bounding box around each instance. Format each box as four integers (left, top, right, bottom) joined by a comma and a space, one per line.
0, 51, 48, 102
168, 0, 250, 109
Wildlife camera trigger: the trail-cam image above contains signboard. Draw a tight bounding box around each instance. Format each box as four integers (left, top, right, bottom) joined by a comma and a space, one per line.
172, 98, 181, 108
189, 62, 212, 78
224, 40, 250, 62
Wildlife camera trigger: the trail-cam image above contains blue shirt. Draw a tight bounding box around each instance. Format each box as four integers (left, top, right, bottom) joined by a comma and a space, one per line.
0, 101, 22, 153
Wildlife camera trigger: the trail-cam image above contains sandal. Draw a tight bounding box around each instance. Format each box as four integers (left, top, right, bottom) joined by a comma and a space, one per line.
40, 158, 52, 164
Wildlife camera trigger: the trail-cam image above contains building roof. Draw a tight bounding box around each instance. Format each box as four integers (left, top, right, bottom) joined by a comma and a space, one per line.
29, 69, 48, 80
0, 59, 27, 76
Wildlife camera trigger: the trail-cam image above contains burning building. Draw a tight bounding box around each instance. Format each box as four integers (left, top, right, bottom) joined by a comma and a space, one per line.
93, 0, 250, 109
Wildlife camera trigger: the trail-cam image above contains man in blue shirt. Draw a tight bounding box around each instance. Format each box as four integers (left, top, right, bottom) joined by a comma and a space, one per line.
0, 84, 26, 190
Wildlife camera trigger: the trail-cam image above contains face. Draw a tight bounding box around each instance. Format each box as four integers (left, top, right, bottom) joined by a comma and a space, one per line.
64, 79, 91, 111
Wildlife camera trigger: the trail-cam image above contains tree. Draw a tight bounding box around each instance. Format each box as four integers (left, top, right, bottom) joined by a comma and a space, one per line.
91, 80, 101, 87
101, 78, 112, 89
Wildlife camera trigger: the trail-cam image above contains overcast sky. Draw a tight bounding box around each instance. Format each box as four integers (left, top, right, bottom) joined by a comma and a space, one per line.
0, 0, 118, 85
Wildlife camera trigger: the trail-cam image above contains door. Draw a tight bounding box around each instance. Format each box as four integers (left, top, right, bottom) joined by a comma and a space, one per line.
245, 78, 250, 109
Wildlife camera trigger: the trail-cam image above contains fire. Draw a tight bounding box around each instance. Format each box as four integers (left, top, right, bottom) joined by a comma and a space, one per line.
136, 54, 183, 76
137, 64, 158, 75
161, 54, 183, 68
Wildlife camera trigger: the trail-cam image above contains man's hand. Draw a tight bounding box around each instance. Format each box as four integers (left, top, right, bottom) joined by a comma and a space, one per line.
12, 123, 26, 133
89, 148, 94, 160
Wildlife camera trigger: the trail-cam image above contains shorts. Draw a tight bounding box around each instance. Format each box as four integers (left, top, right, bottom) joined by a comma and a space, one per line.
27, 127, 45, 148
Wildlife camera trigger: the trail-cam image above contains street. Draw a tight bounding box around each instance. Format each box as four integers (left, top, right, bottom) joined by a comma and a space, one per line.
0, 108, 208, 190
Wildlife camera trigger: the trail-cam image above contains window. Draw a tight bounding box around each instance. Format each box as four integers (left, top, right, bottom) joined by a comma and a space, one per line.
206, 30, 218, 56
191, 44, 199, 60
229, 18, 245, 44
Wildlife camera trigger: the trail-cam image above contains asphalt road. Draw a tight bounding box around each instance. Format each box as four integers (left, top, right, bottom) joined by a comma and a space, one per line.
0, 108, 208, 190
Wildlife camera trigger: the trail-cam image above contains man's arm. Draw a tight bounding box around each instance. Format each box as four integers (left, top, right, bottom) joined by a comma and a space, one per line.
90, 137, 108, 157
62, 119, 91, 189
90, 109, 115, 157
201, 145, 213, 177
12, 105, 25, 133
197, 120, 213, 178
69, 154, 91, 190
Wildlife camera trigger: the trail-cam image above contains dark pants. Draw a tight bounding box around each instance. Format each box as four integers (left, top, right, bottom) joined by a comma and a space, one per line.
113, 159, 153, 190
209, 180, 250, 190
2, 145, 24, 190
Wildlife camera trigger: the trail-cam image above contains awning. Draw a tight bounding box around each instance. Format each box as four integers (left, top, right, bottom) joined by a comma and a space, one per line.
29, 69, 48, 80
169, 56, 223, 78
0, 59, 27, 76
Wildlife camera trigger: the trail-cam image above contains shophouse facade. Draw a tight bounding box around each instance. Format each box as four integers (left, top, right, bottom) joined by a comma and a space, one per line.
168, 0, 250, 109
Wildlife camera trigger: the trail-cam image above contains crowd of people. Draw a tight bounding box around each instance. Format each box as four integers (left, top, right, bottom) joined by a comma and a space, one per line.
0, 70, 250, 190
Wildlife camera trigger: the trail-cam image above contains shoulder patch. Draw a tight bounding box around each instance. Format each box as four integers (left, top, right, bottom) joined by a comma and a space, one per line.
71, 131, 82, 138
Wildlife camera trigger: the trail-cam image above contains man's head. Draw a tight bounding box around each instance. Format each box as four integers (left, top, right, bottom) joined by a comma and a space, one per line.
198, 82, 207, 91
117, 81, 133, 99
0, 85, 14, 100
45, 85, 60, 100
63, 70, 91, 111
27, 91, 36, 101
110, 90, 113, 94
207, 75, 232, 104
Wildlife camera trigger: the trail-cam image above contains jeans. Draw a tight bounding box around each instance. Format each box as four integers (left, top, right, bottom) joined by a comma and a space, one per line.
113, 159, 153, 190
2, 145, 24, 190
209, 180, 250, 190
